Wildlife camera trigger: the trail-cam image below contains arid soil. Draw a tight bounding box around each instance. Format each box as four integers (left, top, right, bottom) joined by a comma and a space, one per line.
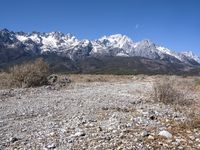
0, 75, 200, 150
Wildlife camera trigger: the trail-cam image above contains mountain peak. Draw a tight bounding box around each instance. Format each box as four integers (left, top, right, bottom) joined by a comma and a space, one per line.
0, 28, 10, 33
182, 51, 194, 56
98, 34, 134, 49
100, 34, 132, 41
140, 39, 153, 45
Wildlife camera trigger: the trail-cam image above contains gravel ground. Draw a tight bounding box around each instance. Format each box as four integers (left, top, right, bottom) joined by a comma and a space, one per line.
0, 76, 200, 150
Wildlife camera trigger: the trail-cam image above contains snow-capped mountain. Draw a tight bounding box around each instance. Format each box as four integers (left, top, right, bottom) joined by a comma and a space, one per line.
0, 28, 200, 65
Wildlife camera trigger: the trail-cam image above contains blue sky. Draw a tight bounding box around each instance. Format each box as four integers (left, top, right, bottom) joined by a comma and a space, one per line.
0, 0, 200, 55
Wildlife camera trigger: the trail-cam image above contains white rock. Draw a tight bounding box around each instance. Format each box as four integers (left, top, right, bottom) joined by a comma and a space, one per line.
159, 130, 172, 138
148, 135, 154, 140
141, 131, 149, 137
74, 131, 86, 137
178, 146, 184, 150
47, 143, 56, 149
196, 138, 200, 142
112, 130, 118, 133
49, 132, 56, 137
189, 136, 195, 140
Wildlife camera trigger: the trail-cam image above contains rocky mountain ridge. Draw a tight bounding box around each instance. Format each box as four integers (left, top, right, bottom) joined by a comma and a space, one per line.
1, 28, 199, 64
1, 28, 200, 75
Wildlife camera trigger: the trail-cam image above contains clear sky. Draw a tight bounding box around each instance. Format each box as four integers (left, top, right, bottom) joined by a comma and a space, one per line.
0, 0, 200, 55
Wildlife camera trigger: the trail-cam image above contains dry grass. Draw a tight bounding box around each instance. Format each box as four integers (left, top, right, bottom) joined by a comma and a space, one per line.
0, 58, 49, 88
153, 76, 200, 130
165, 104, 200, 130
153, 77, 185, 105
193, 77, 200, 91
0, 72, 11, 88
67, 74, 149, 83
181, 115, 200, 129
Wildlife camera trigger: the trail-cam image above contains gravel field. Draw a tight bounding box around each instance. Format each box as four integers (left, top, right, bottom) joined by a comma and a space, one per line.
0, 75, 200, 150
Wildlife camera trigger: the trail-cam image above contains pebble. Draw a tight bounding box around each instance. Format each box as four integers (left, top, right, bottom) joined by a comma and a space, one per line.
178, 146, 184, 149
148, 135, 154, 140
176, 139, 182, 143
10, 137, 19, 143
189, 136, 195, 140
158, 130, 172, 139
141, 131, 150, 137
49, 132, 56, 137
47, 143, 56, 149
97, 126, 102, 132
74, 131, 86, 137
68, 139, 74, 143
149, 115, 156, 120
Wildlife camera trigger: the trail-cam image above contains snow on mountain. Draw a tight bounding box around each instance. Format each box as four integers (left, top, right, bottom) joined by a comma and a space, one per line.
98, 34, 134, 49
180, 51, 200, 64
156, 46, 183, 61
15, 32, 80, 52
16, 35, 28, 42
1, 28, 200, 65
90, 34, 133, 56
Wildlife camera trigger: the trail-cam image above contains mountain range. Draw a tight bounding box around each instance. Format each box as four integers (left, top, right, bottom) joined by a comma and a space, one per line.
0, 28, 200, 75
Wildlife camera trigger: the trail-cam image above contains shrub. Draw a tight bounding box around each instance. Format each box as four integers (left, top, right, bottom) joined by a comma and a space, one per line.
0, 72, 11, 89
153, 78, 185, 105
187, 115, 200, 129
2, 58, 49, 88
194, 77, 200, 90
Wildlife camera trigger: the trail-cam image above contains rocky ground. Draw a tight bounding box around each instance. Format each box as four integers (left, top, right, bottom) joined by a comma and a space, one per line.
0, 75, 200, 150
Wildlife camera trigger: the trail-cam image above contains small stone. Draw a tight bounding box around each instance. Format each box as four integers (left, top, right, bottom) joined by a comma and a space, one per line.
104, 136, 111, 141
74, 131, 86, 137
126, 123, 132, 127
49, 132, 56, 137
141, 131, 150, 137
159, 130, 172, 139
68, 139, 73, 143
178, 146, 183, 150
133, 138, 138, 142
21, 128, 27, 132
176, 139, 183, 143
189, 136, 195, 140
10, 137, 19, 143
97, 126, 102, 132
108, 127, 114, 131
47, 143, 56, 149
119, 133, 125, 138
172, 142, 177, 145
194, 129, 198, 132
60, 128, 66, 133
195, 138, 200, 142
166, 139, 172, 143
148, 135, 154, 140
186, 130, 192, 134
149, 115, 155, 120
88, 123, 94, 127
102, 107, 108, 110
165, 119, 170, 123
112, 130, 118, 133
